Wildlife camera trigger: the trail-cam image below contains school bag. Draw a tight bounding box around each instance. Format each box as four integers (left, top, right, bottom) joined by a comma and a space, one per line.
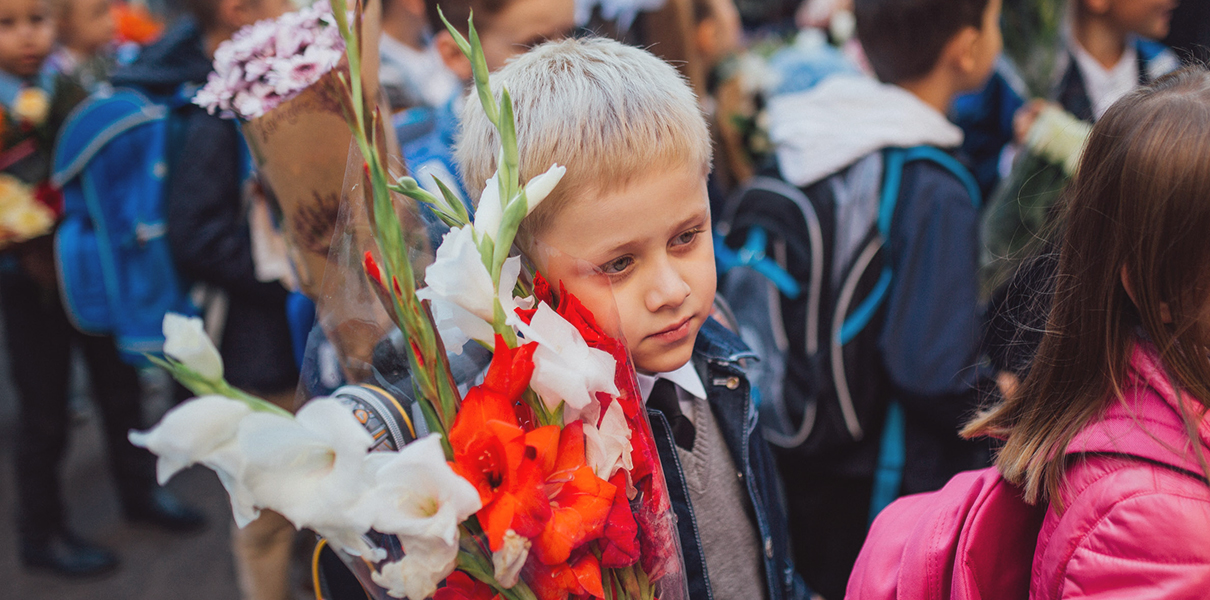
715, 145, 981, 516
52, 86, 199, 364
845, 409, 1210, 600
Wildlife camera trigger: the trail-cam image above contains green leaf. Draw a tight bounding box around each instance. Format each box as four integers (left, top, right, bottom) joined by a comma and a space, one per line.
432, 176, 471, 224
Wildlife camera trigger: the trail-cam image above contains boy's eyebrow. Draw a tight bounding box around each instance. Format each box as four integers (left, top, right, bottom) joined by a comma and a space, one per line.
591, 209, 710, 258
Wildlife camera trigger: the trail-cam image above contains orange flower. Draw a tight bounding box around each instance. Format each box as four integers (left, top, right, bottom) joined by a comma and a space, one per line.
525, 549, 605, 600
449, 337, 551, 551
530, 421, 616, 566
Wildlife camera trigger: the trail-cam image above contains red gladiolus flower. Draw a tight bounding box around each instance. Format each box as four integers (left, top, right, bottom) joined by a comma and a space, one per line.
531, 425, 616, 565
525, 549, 606, 600
433, 571, 501, 600
599, 471, 640, 568
449, 338, 552, 551
363, 251, 383, 287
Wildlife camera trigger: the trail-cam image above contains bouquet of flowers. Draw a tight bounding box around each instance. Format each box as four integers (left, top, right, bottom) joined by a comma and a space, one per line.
133, 2, 686, 599
0, 173, 55, 249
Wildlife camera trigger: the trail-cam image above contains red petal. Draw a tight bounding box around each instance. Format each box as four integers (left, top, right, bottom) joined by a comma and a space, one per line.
599, 472, 641, 568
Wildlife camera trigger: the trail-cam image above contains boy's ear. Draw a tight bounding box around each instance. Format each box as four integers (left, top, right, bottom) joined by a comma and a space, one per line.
942, 24, 982, 79
434, 30, 473, 80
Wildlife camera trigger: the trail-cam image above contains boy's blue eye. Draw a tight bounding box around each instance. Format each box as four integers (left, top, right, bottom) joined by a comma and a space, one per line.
673, 228, 703, 246
600, 256, 633, 275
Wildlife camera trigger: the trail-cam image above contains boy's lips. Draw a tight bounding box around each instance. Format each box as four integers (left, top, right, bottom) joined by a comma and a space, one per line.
648, 316, 693, 343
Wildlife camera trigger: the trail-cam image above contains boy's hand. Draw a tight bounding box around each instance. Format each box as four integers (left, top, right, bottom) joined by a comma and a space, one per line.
1013, 99, 1051, 145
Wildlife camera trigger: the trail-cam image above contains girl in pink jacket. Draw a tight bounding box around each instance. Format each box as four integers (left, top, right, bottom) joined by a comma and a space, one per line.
964, 66, 1210, 599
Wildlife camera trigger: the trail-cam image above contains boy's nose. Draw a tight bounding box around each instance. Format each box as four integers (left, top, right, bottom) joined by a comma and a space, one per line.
645, 261, 691, 312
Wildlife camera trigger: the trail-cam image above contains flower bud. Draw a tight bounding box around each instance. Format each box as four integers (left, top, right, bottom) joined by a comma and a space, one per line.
162, 313, 225, 382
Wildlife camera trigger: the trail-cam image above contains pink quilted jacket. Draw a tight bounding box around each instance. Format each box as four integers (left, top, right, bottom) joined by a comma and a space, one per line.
1031, 344, 1210, 600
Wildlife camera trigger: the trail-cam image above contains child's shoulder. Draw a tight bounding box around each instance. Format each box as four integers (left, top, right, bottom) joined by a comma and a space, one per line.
692, 316, 756, 366
897, 150, 981, 213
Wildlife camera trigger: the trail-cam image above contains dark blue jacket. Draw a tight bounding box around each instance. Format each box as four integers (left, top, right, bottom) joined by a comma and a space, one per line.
113, 20, 298, 393
880, 160, 994, 493
649, 317, 809, 600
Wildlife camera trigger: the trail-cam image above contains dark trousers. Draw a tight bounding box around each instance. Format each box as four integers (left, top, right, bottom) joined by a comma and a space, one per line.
779, 462, 873, 600
0, 265, 155, 539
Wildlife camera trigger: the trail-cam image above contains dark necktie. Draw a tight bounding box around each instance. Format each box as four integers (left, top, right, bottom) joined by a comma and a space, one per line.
648, 378, 696, 450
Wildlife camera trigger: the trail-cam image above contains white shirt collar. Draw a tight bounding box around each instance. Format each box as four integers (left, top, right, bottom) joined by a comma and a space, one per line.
1069, 35, 1138, 120
636, 360, 708, 403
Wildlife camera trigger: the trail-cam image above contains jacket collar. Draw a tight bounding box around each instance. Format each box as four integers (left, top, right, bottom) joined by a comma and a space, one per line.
1068, 341, 1210, 476
693, 317, 756, 364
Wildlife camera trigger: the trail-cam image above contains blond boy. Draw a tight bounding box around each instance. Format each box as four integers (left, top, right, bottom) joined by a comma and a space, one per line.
456, 37, 807, 600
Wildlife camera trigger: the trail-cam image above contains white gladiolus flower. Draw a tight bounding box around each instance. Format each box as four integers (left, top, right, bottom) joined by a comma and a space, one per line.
472, 173, 502, 241
237, 399, 376, 555
493, 529, 530, 589
518, 302, 618, 420
1026, 106, 1092, 176
584, 400, 633, 481
371, 537, 459, 600
522, 163, 565, 215
128, 395, 261, 526
365, 435, 481, 545
162, 313, 224, 382
418, 226, 523, 352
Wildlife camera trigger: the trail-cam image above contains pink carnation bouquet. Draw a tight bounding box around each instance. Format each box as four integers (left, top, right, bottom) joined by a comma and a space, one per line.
193, 0, 346, 119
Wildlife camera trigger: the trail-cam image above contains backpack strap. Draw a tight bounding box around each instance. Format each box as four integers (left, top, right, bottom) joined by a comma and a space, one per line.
868, 146, 982, 522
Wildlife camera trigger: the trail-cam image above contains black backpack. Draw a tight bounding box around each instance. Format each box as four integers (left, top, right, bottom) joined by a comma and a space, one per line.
716, 146, 981, 512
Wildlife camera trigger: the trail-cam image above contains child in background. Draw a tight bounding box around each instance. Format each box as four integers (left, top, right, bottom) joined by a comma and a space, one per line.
456, 37, 808, 600
759, 0, 1004, 595
964, 66, 1210, 597
1057, 0, 1178, 121
46, 0, 114, 91
0, 0, 202, 578
378, 0, 458, 112
396, 0, 575, 208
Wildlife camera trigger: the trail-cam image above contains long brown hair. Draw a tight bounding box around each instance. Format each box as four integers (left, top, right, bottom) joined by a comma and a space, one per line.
964, 66, 1210, 505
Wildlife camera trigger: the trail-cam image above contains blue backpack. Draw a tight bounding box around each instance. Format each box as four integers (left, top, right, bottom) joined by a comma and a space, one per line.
715, 146, 981, 518
52, 87, 198, 364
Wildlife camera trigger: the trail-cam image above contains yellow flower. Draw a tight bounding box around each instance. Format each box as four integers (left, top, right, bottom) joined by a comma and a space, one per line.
13, 87, 49, 126
0, 174, 53, 241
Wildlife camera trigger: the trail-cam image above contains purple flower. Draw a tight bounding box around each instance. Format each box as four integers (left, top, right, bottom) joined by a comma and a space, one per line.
193, 0, 345, 120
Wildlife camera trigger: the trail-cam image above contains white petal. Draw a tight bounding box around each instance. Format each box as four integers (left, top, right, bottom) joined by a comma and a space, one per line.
584, 401, 633, 480
420, 226, 496, 322
493, 530, 530, 588
472, 173, 502, 241
128, 395, 251, 483
519, 303, 618, 414
237, 399, 374, 536
522, 163, 565, 216
366, 435, 481, 545
371, 538, 459, 600
162, 313, 224, 381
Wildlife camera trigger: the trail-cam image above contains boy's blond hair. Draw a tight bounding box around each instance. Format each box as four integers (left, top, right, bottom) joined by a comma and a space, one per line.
454, 37, 712, 242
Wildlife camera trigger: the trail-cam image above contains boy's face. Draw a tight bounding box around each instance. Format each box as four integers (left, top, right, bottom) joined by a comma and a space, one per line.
478, 0, 576, 70
60, 0, 114, 56
1101, 0, 1176, 40
0, 0, 53, 78
534, 164, 717, 375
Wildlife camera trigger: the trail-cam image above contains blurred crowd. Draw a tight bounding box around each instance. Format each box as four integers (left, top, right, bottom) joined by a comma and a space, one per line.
0, 0, 1207, 598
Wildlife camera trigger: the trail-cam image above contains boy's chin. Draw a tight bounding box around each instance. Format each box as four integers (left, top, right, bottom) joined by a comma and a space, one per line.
632, 341, 696, 376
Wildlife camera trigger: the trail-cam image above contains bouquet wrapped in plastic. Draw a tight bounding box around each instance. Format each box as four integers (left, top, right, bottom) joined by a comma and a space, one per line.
135, 2, 688, 599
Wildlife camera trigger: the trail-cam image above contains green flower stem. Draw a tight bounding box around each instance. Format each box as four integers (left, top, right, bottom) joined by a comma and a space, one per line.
331, 0, 462, 443
456, 527, 539, 600
148, 355, 293, 418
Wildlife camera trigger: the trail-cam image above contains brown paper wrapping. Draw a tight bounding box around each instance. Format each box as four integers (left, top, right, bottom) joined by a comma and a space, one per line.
238, 0, 419, 380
